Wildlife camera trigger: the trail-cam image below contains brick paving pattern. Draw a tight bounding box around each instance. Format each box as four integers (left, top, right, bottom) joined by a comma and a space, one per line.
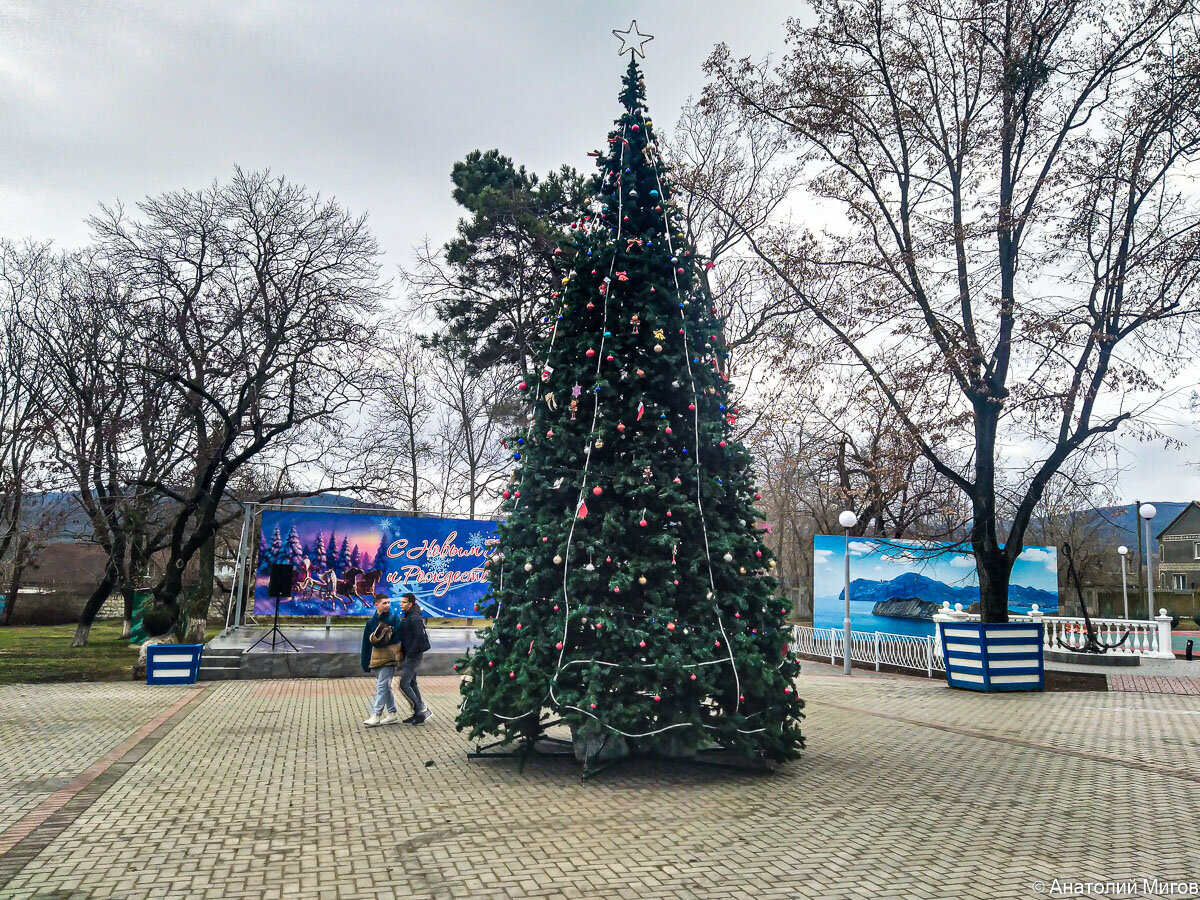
1, 668, 1198, 899
1109, 674, 1200, 695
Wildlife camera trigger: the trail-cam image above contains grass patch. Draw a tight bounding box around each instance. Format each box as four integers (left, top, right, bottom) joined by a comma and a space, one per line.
0, 621, 221, 685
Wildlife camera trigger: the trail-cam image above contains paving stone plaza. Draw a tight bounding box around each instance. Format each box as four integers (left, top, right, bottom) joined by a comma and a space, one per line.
2, 666, 1197, 899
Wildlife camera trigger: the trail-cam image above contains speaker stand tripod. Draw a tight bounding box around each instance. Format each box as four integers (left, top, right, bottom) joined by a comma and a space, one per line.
248, 592, 299, 653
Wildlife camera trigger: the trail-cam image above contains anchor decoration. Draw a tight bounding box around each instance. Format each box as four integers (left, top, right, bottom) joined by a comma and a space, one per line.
1057, 542, 1131, 654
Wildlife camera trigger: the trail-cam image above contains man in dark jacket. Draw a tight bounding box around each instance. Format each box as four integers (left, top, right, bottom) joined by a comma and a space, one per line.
360, 596, 404, 727
397, 593, 432, 724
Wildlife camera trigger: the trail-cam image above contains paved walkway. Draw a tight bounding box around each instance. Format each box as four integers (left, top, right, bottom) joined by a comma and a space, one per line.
1, 668, 1198, 899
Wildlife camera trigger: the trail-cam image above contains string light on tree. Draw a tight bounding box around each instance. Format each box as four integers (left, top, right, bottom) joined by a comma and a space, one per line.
455, 25, 803, 771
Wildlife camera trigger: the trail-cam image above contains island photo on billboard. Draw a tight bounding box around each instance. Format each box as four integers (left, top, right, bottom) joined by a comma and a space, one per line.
812, 536, 1059, 638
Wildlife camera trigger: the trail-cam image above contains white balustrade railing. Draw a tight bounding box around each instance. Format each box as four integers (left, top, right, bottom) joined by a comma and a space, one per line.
933, 602, 1176, 659
792, 625, 943, 676
792, 603, 1178, 677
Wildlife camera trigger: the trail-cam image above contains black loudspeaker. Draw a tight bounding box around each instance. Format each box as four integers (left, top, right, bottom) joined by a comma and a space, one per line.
267, 563, 294, 598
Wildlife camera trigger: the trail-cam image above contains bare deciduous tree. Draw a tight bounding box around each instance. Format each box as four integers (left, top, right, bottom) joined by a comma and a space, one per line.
91, 168, 387, 639
707, 0, 1200, 620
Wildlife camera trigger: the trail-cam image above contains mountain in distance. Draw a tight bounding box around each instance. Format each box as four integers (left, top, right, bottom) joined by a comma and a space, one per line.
841, 571, 1057, 614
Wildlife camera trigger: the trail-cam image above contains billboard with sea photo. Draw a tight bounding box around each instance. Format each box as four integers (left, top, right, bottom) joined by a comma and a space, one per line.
254, 509, 499, 618
812, 536, 1059, 637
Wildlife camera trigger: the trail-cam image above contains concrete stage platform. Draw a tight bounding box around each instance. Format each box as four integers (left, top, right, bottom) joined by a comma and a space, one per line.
201, 625, 482, 681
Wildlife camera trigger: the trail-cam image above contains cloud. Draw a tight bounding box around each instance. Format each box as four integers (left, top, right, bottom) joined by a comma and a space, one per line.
848, 541, 874, 556
1019, 546, 1059, 572
814, 549, 834, 566
949, 555, 975, 568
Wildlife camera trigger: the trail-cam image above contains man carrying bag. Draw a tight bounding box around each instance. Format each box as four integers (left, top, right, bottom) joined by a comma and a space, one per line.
360, 596, 404, 726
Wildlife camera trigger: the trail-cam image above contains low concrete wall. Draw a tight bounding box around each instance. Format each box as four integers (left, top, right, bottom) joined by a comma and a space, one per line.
238, 650, 461, 679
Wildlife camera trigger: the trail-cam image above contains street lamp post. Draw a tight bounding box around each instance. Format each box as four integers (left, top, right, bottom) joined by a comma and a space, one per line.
1117, 546, 1130, 620
838, 510, 858, 676
1140, 504, 1158, 620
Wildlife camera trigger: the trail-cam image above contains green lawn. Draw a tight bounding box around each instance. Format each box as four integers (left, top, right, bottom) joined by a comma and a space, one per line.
0, 621, 220, 685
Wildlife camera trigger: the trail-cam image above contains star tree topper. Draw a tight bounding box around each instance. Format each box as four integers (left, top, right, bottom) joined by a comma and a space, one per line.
612, 20, 654, 59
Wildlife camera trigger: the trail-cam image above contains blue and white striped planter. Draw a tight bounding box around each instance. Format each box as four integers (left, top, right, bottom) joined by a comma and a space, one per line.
939, 621, 1044, 692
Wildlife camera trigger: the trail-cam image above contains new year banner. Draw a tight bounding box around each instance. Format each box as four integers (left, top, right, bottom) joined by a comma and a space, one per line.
254, 510, 499, 618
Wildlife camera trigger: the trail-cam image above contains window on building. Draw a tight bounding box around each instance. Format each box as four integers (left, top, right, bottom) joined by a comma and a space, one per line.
1174, 574, 1187, 591
1193, 541, 1200, 560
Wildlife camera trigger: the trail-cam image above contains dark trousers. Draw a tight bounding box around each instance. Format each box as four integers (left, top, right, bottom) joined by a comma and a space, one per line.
398, 652, 425, 712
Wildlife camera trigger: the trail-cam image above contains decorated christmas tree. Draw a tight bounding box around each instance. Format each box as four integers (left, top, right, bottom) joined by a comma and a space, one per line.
456, 39, 803, 768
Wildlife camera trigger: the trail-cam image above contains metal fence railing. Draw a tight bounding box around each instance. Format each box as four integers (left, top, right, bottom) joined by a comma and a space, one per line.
792, 625, 944, 677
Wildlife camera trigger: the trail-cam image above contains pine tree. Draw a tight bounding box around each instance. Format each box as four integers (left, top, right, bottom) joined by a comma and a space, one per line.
456, 59, 803, 766
286, 524, 305, 571
336, 537, 351, 574
350, 545, 361, 570
313, 533, 327, 571
268, 525, 284, 567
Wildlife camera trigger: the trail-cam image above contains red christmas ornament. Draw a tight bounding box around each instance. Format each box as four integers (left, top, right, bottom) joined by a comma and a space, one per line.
617, 423, 626, 432
606, 354, 614, 362
755, 493, 762, 500
514, 490, 521, 497
556, 641, 563, 649
719, 440, 727, 447
613, 586, 620, 593
502, 490, 510, 499
690, 673, 697, 681
714, 641, 721, 648
488, 661, 494, 667
586, 348, 596, 358
518, 381, 528, 390
784, 686, 793, 694
688, 403, 695, 410
592, 485, 602, 496
553, 604, 559, 611
542, 537, 548, 542
509, 672, 515, 678
547, 430, 554, 437
636, 368, 645, 376
516, 623, 523, 629
639, 519, 648, 527
665, 426, 672, 435
666, 622, 675, 631
654, 694, 661, 701
590, 703, 597, 709
587, 301, 595, 310
673, 579, 679, 585
639, 640, 646, 648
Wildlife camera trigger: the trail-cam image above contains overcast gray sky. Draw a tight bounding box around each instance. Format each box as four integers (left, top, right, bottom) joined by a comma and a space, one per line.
1, 1, 1195, 506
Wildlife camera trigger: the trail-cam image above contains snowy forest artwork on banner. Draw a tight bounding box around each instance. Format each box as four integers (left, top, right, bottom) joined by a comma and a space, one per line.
255, 510, 498, 618
812, 537, 1059, 638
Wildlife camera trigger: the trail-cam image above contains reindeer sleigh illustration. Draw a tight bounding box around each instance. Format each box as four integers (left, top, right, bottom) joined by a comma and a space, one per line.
297, 560, 384, 611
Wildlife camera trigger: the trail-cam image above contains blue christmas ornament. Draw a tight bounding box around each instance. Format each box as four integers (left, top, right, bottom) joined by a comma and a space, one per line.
517, 438, 524, 445
650, 189, 659, 197
604, 331, 612, 337
513, 452, 521, 460
719, 404, 726, 411
682, 448, 688, 455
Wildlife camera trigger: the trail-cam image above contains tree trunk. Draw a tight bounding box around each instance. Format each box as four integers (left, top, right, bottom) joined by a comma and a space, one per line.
975, 549, 1011, 624
181, 535, 217, 642
72, 557, 121, 648
0, 535, 30, 627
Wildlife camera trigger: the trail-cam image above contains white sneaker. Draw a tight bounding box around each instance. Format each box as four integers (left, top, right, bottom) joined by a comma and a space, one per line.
378, 712, 399, 725
363, 713, 381, 727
